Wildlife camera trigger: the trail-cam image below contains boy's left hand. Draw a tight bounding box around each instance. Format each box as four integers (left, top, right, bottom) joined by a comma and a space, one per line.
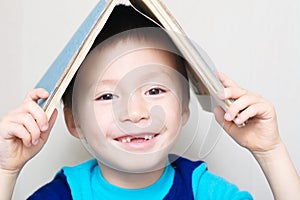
214, 73, 282, 154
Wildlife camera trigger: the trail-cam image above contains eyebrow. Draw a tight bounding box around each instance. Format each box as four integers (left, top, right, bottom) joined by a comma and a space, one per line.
98, 79, 118, 85
96, 69, 175, 88
92, 80, 118, 92
143, 70, 174, 82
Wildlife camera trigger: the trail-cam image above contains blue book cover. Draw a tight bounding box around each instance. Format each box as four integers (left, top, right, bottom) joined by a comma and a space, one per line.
35, 0, 115, 118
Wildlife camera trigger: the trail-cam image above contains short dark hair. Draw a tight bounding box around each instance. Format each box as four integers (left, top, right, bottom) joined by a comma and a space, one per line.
62, 5, 188, 109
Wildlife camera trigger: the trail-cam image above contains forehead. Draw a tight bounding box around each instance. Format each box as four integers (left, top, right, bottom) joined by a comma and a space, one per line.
77, 36, 182, 86
103, 47, 179, 80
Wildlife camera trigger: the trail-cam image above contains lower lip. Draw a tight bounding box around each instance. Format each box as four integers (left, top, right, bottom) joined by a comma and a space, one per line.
115, 135, 159, 151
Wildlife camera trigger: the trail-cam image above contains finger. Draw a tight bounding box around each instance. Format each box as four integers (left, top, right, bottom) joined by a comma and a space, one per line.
214, 106, 226, 125
214, 106, 238, 133
236, 100, 275, 124
15, 101, 49, 132
234, 103, 260, 125
220, 87, 247, 100
40, 108, 58, 143
48, 108, 58, 128
225, 94, 262, 121
5, 112, 41, 146
4, 122, 32, 147
21, 113, 41, 145
217, 72, 238, 88
23, 88, 49, 103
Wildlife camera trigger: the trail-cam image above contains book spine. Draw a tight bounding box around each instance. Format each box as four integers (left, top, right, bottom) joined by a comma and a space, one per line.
35, 0, 108, 111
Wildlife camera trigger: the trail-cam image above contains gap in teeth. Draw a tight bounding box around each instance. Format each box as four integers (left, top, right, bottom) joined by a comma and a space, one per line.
145, 135, 153, 140
120, 135, 154, 143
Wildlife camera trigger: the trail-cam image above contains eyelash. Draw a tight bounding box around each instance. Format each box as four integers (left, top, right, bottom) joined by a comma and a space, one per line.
145, 87, 166, 96
95, 93, 117, 101
95, 87, 166, 101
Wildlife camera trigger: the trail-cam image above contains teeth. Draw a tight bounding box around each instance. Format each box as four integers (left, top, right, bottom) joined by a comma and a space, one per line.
144, 135, 153, 140
121, 137, 131, 143
120, 135, 155, 143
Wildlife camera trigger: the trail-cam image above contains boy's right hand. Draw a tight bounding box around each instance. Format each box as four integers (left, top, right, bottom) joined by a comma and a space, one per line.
0, 88, 57, 172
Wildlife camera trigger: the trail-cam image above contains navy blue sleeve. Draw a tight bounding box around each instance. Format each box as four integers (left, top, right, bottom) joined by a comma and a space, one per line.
27, 170, 72, 200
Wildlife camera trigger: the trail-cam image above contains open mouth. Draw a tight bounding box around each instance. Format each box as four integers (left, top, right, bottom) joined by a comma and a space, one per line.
115, 134, 159, 143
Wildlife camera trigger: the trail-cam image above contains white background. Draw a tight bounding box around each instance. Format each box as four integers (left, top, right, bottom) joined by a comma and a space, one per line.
1, 0, 299, 199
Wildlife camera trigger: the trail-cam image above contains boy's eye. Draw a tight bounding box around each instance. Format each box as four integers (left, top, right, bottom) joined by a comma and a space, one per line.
145, 88, 166, 96
95, 93, 117, 101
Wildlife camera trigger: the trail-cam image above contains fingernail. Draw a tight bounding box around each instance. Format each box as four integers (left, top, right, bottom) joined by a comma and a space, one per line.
217, 90, 226, 99
41, 124, 48, 132
224, 113, 232, 121
33, 139, 39, 145
234, 117, 241, 124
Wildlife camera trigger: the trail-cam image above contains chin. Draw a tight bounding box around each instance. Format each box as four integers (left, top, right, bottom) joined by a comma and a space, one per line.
102, 150, 170, 173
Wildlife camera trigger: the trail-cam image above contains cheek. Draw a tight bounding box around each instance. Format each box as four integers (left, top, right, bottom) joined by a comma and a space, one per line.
93, 103, 115, 136
161, 97, 183, 130
73, 99, 107, 137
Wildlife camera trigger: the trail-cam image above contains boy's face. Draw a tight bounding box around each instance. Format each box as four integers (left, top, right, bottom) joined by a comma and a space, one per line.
71, 39, 189, 173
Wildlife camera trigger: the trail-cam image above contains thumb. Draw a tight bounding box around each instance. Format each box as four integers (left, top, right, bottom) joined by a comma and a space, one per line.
40, 108, 58, 143
213, 106, 238, 137
25, 108, 58, 157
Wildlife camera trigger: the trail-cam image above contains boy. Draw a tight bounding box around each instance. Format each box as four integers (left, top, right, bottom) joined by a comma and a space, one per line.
1, 5, 299, 200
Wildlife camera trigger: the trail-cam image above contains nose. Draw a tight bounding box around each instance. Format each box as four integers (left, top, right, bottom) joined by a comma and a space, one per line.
119, 93, 150, 123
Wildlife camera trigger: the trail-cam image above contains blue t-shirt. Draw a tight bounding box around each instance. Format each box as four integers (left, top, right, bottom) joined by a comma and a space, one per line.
28, 155, 252, 199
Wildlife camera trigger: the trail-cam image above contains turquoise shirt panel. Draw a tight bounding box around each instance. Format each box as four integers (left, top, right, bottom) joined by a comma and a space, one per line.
192, 163, 253, 200
63, 159, 175, 200
63, 158, 253, 200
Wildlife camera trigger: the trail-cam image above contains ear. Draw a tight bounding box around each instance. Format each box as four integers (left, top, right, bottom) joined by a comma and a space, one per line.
181, 106, 190, 126
63, 107, 80, 138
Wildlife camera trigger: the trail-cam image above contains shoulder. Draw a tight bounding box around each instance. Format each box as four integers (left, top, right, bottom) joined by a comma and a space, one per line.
169, 155, 253, 200
28, 159, 97, 200
27, 170, 72, 200
191, 162, 253, 199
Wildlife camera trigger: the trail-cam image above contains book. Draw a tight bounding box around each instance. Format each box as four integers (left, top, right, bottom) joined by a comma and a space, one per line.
35, 0, 231, 119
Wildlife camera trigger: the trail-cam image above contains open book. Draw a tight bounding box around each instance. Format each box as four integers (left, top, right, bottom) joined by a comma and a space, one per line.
35, 0, 231, 119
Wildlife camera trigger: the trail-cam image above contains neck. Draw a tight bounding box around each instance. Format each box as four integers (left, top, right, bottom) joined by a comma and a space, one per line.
98, 161, 166, 189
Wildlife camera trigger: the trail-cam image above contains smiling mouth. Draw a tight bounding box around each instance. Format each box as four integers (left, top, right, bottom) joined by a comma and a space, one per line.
115, 134, 159, 143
